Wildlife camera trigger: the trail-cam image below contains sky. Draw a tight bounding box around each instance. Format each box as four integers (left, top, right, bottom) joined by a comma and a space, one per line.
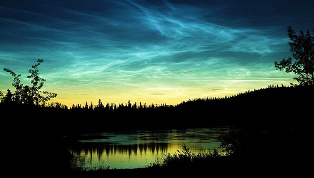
1, 0, 314, 107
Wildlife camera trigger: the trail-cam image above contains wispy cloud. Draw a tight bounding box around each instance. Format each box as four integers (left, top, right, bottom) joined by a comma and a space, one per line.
0, 0, 312, 106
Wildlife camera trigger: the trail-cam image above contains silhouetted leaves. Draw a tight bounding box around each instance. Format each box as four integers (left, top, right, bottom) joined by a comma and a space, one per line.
3, 59, 57, 106
275, 26, 314, 86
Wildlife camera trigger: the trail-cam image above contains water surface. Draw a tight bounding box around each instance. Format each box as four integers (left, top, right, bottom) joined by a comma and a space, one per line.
67, 127, 230, 170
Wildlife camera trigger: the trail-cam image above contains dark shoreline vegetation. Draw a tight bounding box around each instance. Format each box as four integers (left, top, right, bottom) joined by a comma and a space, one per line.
2, 84, 313, 177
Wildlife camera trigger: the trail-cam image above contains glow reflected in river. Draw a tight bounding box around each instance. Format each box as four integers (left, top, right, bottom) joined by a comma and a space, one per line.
67, 127, 230, 170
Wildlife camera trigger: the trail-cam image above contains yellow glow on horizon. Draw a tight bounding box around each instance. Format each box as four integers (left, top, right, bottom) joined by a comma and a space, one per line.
48, 78, 295, 107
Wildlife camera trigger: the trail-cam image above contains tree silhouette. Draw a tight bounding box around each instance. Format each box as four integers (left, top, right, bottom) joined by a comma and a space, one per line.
275, 26, 314, 86
3, 59, 57, 105
1, 89, 14, 104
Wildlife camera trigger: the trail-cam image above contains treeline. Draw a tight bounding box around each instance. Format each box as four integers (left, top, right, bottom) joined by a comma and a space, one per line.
177, 84, 313, 128
1, 83, 313, 135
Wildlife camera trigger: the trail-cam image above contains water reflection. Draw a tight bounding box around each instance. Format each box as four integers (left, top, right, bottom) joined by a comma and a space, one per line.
67, 127, 229, 170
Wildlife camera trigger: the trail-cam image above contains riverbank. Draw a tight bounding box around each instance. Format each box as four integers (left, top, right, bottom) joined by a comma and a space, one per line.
62, 157, 307, 178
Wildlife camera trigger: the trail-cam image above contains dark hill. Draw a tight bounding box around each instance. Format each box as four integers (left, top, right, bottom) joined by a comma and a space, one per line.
175, 84, 313, 129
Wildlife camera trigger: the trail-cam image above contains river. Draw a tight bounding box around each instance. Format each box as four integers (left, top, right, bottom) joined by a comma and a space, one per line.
66, 127, 230, 170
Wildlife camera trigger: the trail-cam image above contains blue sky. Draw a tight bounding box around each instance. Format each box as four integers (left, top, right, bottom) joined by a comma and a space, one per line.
1, 0, 313, 107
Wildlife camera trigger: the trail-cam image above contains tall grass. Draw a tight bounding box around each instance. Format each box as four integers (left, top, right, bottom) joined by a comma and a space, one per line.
146, 145, 222, 169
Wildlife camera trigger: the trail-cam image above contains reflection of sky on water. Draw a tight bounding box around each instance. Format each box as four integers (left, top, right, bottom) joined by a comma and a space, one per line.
69, 128, 229, 169
77, 127, 227, 144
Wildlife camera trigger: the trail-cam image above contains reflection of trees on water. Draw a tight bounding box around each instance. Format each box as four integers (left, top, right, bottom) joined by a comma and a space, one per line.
69, 142, 169, 160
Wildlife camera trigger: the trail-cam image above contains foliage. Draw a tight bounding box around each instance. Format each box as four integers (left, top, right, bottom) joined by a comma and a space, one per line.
147, 145, 221, 168
219, 128, 250, 156
0, 90, 2, 100
2, 59, 57, 105
275, 26, 314, 86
